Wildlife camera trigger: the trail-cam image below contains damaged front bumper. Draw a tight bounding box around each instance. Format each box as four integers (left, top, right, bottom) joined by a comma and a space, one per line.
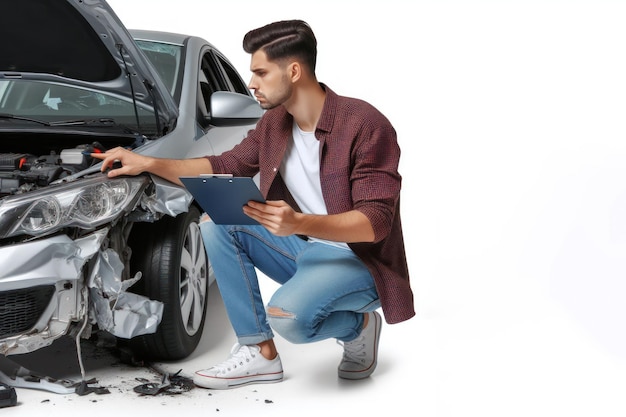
0, 174, 195, 393
0, 227, 163, 356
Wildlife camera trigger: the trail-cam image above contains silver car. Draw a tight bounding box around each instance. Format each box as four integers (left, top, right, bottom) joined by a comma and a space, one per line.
0, 0, 262, 381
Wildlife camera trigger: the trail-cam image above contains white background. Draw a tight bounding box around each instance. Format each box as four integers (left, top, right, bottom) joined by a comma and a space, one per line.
25, 0, 626, 415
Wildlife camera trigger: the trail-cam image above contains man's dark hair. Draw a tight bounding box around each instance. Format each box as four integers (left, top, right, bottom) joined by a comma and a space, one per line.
243, 20, 317, 74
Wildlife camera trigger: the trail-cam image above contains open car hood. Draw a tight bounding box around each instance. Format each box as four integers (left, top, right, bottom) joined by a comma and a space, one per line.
0, 0, 178, 134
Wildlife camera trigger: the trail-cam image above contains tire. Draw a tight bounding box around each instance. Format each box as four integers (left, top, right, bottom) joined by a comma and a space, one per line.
127, 205, 210, 360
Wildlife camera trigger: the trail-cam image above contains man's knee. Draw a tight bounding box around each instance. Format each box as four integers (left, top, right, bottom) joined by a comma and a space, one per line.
267, 306, 309, 344
267, 306, 295, 318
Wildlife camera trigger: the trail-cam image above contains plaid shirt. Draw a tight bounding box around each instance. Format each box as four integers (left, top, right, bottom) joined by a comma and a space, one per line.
208, 85, 414, 324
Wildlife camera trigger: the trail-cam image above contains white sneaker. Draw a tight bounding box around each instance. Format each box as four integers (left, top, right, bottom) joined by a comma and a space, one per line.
337, 311, 382, 380
193, 343, 283, 389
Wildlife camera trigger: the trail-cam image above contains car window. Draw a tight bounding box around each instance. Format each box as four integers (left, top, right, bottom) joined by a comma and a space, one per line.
214, 54, 250, 96
196, 50, 255, 125
198, 64, 214, 119
201, 54, 221, 93
201, 52, 228, 92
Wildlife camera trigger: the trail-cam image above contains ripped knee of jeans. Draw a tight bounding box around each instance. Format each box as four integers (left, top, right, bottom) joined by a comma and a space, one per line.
199, 213, 212, 224
267, 306, 296, 319
267, 306, 311, 344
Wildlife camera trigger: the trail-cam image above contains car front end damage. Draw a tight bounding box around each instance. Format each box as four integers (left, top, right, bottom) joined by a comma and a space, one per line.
0, 229, 108, 357
0, 169, 194, 391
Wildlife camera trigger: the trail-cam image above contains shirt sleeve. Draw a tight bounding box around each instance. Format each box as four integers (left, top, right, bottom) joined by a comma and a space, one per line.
351, 117, 402, 243
206, 126, 263, 177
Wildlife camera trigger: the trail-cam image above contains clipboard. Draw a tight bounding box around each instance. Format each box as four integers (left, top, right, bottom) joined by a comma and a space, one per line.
179, 174, 265, 225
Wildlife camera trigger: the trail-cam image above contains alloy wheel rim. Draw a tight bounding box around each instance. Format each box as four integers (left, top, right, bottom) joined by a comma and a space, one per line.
179, 221, 208, 336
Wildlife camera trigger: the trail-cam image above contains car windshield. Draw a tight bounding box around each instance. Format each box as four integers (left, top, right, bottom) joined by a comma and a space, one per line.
135, 40, 183, 102
0, 78, 153, 119
0, 40, 183, 135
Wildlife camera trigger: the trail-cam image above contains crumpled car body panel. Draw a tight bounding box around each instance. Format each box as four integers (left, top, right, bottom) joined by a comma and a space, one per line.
0, 178, 195, 356
0, 231, 102, 355
0, 227, 165, 356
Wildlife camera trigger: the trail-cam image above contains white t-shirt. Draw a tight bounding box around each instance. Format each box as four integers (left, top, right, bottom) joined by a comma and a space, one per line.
279, 122, 350, 250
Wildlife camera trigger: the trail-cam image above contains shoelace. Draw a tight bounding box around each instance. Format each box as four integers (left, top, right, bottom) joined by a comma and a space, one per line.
338, 335, 367, 363
212, 343, 257, 374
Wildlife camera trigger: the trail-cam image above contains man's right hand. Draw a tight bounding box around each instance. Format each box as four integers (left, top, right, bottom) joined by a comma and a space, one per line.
91, 146, 152, 178
91, 147, 214, 185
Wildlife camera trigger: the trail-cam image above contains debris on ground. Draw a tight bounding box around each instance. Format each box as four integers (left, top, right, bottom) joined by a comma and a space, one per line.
0, 382, 17, 408
74, 378, 111, 396
133, 369, 194, 396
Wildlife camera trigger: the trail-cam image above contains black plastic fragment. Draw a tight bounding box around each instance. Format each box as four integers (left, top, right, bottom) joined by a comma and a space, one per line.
0, 383, 17, 408
133, 369, 194, 396
74, 378, 111, 396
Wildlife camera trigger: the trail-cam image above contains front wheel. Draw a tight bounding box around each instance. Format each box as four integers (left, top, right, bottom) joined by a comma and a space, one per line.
128, 205, 210, 360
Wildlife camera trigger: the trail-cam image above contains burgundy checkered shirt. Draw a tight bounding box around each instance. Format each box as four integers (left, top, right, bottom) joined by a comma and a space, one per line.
208, 85, 414, 324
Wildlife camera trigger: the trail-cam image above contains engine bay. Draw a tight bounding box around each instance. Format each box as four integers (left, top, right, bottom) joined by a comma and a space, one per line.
0, 146, 97, 196
0, 133, 140, 197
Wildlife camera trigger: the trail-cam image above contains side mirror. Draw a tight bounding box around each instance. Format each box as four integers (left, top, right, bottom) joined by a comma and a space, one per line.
208, 91, 264, 127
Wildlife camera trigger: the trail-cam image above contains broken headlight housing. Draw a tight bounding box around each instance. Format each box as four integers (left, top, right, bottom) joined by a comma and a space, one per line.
0, 174, 150, 239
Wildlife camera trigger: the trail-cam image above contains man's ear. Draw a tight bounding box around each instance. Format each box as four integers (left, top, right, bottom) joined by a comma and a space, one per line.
288, 61, 302, 83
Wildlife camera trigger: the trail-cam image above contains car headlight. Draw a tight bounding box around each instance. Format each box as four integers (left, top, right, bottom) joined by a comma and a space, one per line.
0, 174, 150, 239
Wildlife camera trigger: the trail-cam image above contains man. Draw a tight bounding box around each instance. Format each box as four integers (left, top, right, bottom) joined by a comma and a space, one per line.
94, 19, 414, 389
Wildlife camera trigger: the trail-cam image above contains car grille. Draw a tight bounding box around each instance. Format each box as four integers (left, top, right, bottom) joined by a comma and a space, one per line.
0, 285, 55, 339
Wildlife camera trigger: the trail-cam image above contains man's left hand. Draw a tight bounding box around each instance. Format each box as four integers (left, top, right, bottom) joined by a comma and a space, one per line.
243, 200, 302, 236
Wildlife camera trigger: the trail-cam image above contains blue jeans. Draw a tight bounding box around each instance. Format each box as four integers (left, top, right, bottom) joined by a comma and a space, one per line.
199, 220, 381, 346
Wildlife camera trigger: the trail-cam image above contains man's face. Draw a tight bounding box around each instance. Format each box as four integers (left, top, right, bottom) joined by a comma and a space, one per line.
248, 50, 293, 110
